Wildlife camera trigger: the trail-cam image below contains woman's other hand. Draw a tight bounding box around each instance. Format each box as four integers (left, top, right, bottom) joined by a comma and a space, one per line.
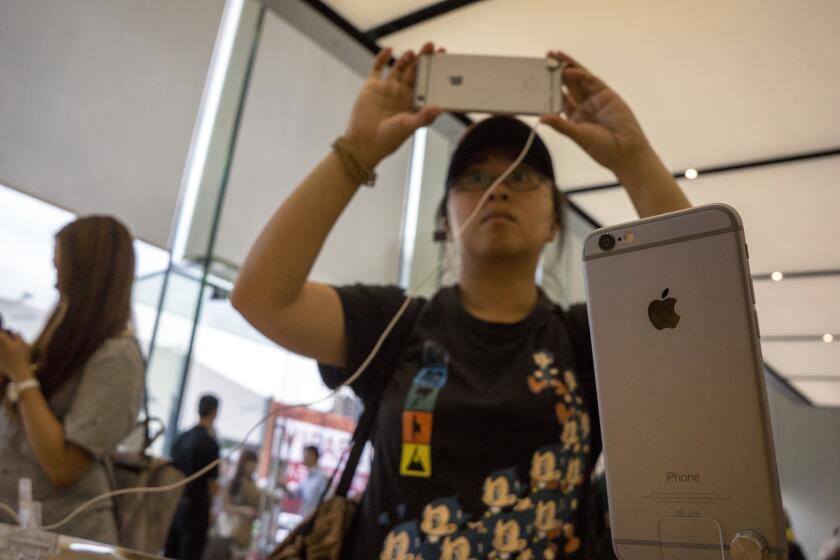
0, 330, 33, 382
540, 51, 653, 177
540, 50, 690, 217
344, 42, 444, 169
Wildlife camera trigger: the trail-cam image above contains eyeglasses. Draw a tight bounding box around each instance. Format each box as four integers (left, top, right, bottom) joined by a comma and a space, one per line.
449, 167, 549, 193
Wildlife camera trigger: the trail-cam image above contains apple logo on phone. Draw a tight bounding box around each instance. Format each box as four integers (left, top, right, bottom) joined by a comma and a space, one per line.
648, 288, 680, 330
448, 75, 463, 86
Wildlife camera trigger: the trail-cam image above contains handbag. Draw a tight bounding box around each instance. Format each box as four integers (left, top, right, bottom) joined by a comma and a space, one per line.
269, 299, 592, 559
105, 337, 185, 553
268, 385, 379, 560
269, 297, 424, 560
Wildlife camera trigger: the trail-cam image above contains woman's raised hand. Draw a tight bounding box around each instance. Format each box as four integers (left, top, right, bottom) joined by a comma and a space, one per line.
344, 42, 443, 169
540, 51, 654, 176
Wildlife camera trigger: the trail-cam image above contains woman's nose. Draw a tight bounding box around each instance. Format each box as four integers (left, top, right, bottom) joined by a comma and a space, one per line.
488, 186, 510, 201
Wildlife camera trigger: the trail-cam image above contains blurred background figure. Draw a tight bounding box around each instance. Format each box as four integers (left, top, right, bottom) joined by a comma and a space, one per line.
277, 445, 329, 521
787, 510, 808, 560
819, 527, 840, 560
224, 449, 261, 559
297, 445, 328, 518
165, 394, 221, 560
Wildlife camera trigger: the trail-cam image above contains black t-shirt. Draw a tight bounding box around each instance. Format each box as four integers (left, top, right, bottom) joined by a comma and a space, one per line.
170, 425, 220, 508
319, 285, 601, 559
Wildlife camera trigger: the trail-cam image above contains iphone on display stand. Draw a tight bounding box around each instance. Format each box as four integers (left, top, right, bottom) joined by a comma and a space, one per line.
583, 204, 786, 560
414, 53, 564, 115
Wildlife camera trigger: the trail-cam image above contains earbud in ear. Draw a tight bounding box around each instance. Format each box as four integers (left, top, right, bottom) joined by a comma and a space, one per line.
433, 214, 448, 243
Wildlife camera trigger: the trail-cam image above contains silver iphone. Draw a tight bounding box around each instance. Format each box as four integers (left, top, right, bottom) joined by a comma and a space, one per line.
583, 204, 786, 560
414, 53, 563, 115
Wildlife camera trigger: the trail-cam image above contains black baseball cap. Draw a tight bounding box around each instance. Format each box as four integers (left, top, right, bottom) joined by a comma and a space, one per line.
445, 116, 556, 187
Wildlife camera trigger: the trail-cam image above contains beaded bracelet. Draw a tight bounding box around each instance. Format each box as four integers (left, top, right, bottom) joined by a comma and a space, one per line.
332, 137, 377, 187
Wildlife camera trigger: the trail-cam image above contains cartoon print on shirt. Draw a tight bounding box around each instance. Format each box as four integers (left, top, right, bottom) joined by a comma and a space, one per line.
531, 490, 565, 541
530, 444, 566, 490
489, 511, 534, 559
564, 455, 585, 489
440, 529, 493, 560
561, 417, 580, 449
420, 496, 466, 544
482, 467, 523, 515
561, 522, 582, 554
528, 350, 560, 394
517, 539, 557, 560
555, 401, 572, 424
382, 333, 594, 559
380, 521, 423, 560
563, 369, 578, 392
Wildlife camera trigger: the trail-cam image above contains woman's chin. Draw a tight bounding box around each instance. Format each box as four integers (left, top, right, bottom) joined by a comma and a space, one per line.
469, 241, 534, 261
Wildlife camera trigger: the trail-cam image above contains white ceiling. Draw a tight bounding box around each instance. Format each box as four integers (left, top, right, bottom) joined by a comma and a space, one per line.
320, 0, 840, 405
0, 0, 224, 248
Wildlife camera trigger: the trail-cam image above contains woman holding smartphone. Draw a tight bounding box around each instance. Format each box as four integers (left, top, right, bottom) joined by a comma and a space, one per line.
233, 44, 689, 558
0, 216, 144, 544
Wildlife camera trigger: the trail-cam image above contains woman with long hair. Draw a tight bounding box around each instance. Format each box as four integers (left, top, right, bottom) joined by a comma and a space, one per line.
0, 215, 144, 544
222, 449, 260, 557
232, 44, 690, 558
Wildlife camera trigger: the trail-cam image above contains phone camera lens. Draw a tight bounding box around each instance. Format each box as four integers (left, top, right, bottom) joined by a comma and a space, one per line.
598, 234, 615, 251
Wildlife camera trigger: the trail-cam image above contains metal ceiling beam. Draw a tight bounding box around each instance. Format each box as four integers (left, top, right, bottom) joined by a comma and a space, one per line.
366, 0, 487, 39
295, 0, 381, 54
761, 335, 838, 342
565, 146, 840, 195
785, 375, 840, 382
566, 198, 601, 229
753, 269, 840, 281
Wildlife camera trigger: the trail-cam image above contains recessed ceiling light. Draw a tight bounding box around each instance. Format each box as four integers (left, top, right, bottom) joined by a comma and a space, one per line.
771, 272, 784, 281
684, 168, 699, 180
824, 334, 834, 343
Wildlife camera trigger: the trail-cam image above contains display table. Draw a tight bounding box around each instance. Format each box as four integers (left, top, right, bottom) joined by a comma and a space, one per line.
0, 523, 165, 560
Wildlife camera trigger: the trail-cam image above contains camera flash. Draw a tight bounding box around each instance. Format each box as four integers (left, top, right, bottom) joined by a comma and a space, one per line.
625, 232, 635, 243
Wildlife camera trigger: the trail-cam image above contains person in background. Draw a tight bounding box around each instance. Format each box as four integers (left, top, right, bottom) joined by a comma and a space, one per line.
165, 394, 221, 560
786, 511, 808, 560
819, 526, 840, 560
0, 216, 144, 544
222, 449, 261, 558
298, 445, 329, 518
278, 445, 330, 520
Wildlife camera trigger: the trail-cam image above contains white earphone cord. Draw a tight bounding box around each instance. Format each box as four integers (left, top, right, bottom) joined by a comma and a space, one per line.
0, 121, 541, 541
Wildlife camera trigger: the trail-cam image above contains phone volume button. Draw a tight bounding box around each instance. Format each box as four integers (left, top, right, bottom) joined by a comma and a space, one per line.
754, 308, 761, 339
745, 243, 750, 259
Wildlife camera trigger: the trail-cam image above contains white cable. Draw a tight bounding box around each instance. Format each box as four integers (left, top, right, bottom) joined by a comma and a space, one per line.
0, 119, 542, 542
0, 501, 19, 525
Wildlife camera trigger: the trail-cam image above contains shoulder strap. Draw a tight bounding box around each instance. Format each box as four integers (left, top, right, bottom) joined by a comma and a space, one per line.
332, 295, 424, 498
128, 336, 165, 453
333, 392, 378, 497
